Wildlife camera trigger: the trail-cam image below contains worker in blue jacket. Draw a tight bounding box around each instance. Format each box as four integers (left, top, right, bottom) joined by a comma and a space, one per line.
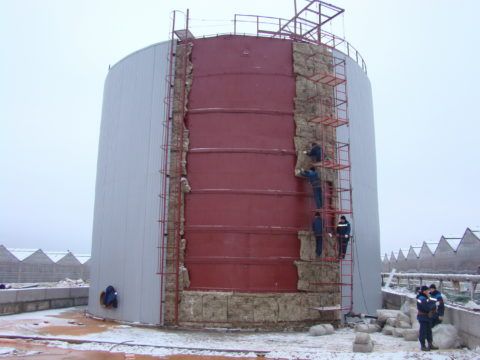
417, 285, 438, 351
312, 212, 323, 256
300, 167, 322, 209
429, 284, 445, 327
303, 143, 323, 163
336, 216, 351, 259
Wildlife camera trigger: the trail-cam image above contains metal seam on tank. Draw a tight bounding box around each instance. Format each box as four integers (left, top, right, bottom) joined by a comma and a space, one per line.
190, 189, 309, 196
189, 108, 293, 115
189, 148, 295, 155
185, 225, 300, 234
193, 72, 294, 78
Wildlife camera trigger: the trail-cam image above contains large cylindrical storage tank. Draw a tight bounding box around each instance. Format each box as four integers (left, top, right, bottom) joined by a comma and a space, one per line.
89, 33, 380, 326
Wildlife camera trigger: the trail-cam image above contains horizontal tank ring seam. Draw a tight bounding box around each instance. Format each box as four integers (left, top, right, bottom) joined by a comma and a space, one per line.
193, 72, 294, 78
188, 108, 293, 116
189, 148, 295, 155
184, 257, 297, 264
185, 225, 301, 234
190, 189, 310, 196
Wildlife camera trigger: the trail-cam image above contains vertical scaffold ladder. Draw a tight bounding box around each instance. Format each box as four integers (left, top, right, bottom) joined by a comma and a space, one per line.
157, 10, 190, 326
306, 50, 354, 315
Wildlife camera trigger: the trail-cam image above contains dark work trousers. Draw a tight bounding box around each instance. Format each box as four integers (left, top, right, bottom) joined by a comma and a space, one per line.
338, 236, 349, 259
313, 187, 322, 209
315, 235, 323, 256
418, 317, 432, 346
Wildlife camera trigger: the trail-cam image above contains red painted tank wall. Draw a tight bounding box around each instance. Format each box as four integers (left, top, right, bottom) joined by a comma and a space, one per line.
185, 36, 311, 292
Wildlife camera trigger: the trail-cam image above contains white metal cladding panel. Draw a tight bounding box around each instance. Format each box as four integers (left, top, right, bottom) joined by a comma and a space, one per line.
335, 51, 382, 314
88, 41, 170, 324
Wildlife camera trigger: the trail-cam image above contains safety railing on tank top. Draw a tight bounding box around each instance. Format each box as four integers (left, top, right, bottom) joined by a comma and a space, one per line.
184, 14, 367, 75
233, 14, 367, 74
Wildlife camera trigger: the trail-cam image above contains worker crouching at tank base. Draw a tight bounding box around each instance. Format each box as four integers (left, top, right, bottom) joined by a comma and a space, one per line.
303, 142, 323, 163
298, 167, 322, 209
312, 212, 323, 257
416, 285, 438, 351
336, 216, 351, 259
429, 284, 445, 327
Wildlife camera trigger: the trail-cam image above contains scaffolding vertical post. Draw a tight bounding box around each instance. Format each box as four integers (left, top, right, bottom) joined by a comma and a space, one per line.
157, 9, 190, 326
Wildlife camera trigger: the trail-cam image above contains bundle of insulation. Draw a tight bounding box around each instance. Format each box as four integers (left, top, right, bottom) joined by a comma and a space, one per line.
377, 304, 418, 341
432, 324, 462, 349
352, 333, 374, 353
309, 323, 335, 336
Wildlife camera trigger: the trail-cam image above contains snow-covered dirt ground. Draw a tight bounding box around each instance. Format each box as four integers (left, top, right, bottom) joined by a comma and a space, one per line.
0, 307, 478, 359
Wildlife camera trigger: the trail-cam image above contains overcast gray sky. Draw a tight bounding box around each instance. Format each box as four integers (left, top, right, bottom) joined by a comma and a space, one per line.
1, 0, 479, 256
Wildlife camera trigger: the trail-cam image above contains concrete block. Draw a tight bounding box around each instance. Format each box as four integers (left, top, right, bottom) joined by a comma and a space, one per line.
227, 295, 254, 322
69, 287, 89, 298
51, 299, 75, 309
46, 287, 70, 300
16, 288, 47, 302
74, 297, 88, 306
253, 297, 278, 322
0, 290, 18, 304
0, 303, 22, 315
202, 294, 227, 322
24, 300, 50, 312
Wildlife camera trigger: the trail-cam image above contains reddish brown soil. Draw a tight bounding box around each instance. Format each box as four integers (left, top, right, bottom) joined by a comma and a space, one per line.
0, 338, 259, 360
37, 309, 117, 336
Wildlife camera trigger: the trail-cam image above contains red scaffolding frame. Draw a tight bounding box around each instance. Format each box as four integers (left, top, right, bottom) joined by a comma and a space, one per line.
304, 43, 354, 314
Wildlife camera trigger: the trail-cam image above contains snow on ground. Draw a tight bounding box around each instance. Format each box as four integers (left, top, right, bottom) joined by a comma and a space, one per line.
5, 278, 88, 289
0, 307, 479, 359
